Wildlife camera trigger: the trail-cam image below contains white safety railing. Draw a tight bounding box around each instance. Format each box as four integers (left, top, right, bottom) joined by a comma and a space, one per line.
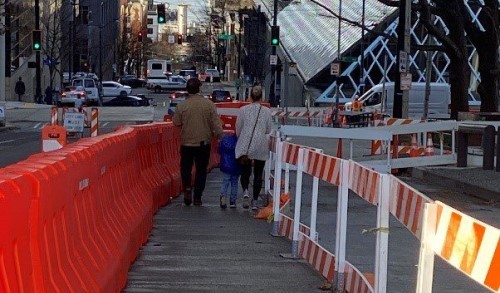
265, 134, 499, 293
281, 120, 459, 173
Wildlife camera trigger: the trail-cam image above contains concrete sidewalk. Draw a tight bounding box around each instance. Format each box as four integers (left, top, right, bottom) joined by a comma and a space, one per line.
124, 169, 325, 292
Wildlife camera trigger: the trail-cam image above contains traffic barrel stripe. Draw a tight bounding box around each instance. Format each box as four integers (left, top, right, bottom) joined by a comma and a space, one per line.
434, 201, 500, 291
91, 108, 98, 137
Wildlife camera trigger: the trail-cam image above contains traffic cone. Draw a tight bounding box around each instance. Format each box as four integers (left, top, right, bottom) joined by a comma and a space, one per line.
410, 134, 418, 157
425, 133, 434, 156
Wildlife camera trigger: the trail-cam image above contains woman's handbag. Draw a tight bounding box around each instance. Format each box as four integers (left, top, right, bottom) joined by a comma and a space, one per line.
237, 105, 262, 166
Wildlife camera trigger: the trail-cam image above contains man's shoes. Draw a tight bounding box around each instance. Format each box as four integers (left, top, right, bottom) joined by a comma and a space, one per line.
242, 196, 250, 209
194, 195, 202, 206
251, 199, 259, 211
220, 195, 227, 209
229, 201, 236, 208
184, 188, 192, 206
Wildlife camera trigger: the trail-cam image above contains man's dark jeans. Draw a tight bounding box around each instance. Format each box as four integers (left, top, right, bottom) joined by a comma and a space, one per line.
180, 144, 211, 199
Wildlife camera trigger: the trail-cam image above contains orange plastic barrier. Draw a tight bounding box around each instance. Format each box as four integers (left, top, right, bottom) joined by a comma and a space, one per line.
0, 122, 186, 292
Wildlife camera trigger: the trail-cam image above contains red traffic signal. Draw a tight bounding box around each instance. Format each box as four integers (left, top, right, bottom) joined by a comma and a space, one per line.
177, 34, 182, 44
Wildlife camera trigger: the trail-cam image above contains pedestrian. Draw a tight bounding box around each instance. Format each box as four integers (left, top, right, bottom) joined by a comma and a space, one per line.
217, 132, 240, 209
44, 86, 53, 105
14, 77, 25, 102
173, 78, 224, 206
235, 85, 272, 210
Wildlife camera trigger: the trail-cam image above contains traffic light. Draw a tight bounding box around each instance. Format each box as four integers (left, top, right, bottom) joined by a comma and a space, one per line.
177, 34, 182, 45
271, 26, 279, 46
138, 31, 143, 42
32, 30, 41, 51
157, 4, 166, 24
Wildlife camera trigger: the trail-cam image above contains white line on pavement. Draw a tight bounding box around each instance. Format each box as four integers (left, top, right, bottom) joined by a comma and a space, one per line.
33, 122, 41, 129
102, 122, 109, 127
0, 140, 14, 144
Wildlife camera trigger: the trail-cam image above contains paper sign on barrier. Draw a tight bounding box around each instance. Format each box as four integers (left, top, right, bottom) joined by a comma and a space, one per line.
64, 112, 85, 132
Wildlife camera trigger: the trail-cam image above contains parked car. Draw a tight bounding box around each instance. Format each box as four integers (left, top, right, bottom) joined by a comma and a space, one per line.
119, 75, 147, 88
147, 75, 187, 93
210, 89, 232, 103
102, 81, 132, 97
103, 95, 149, 107
60, 86, 88, 106
135, 94, 156, 106
204, 69, 220, 82
179, 69, 197, 80
168, 91, 189, 114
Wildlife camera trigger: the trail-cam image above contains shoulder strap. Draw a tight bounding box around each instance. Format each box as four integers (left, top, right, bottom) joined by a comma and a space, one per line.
244, 105, 262, 154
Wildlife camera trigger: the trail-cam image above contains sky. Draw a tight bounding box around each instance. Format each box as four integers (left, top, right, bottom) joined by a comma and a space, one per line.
153, 0, 210, 26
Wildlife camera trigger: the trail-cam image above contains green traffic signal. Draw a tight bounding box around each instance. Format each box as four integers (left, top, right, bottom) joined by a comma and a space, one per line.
271, 26, 279, 46
158, 16, 165, 23
272, 38, 278, 45
34, 43, 41, 50
32, 30, 41, 51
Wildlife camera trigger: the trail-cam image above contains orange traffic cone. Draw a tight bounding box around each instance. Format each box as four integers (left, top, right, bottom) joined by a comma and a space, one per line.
425, 133, 434, 156
410, 134, 418, 157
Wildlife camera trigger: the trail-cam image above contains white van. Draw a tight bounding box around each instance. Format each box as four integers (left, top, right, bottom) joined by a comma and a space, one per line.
72, 78, 100, 105
345, 82, 450, 118
147, 59, 172, 77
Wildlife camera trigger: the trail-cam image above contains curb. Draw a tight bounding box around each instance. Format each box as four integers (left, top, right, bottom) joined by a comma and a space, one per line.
411, 167, 500, 203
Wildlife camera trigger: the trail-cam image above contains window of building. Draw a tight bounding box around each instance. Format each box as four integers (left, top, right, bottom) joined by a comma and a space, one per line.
147, 18, 153, 25
147, 28, 153, 34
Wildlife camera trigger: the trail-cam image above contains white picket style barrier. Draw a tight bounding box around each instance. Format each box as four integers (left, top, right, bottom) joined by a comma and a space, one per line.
265, 133, 499, 293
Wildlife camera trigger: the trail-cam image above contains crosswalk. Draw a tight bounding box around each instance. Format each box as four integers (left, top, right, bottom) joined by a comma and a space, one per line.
24, 121, 140, 130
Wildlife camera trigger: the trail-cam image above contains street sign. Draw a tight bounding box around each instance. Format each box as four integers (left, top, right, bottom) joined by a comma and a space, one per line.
400, 73, 412, 90
167, 35, 175, 44
64, 112, 85, 133
217, 34, 234, 40
341, 56, 358, 63
270, 55, 277, 65
330, 62, 340, 76
399, 51, 408, 73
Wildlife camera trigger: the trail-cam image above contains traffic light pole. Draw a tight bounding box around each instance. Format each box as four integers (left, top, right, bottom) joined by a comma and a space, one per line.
393, 0, 411, 118
270, 0, 278, 107
35, 0, 41, 103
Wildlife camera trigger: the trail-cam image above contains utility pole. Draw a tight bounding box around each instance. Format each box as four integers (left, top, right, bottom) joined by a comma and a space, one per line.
35, 0, 41, 103
99, 2, 103, 84
270, 0, 278, 107
236, 12, 243, 101
393, 0, 411, 118
70, 1, 76, 81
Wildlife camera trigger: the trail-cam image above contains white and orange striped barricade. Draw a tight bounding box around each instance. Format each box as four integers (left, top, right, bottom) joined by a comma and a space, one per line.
82, 105, 89, 127
272, 140, 301, 236
344, 261, 375, 293
371, 118, 424, 155
90, 107, 99, 137
417, 201, 500, 293
343, 161, 390, 293
50, 106, 58, 125
41, 124, 67, 152
264, 130, 282, 220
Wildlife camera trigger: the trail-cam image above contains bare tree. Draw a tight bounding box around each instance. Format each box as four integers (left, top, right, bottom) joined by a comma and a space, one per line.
41, 0, 64, 88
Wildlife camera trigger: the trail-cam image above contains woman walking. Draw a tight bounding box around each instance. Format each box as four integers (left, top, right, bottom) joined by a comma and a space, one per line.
235, 86, 272, 210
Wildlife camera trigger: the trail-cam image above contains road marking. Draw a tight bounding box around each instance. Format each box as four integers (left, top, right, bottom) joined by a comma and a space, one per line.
0, 140, 14, 144
33, 122, 41, 129
102, 122, 109, 127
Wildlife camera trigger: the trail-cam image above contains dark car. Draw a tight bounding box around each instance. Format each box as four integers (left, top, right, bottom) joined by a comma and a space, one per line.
210, 90, 232, 103
103, 95, 149, 106
118, 75, 146, 88
168, 91, 189, 114
135, 94, 156, 106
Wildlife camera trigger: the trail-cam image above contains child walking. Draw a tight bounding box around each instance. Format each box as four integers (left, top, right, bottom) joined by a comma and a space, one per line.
218, 133, 240, 208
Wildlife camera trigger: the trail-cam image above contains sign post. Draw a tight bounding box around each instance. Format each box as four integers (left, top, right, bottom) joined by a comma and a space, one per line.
63, 112, 85, 136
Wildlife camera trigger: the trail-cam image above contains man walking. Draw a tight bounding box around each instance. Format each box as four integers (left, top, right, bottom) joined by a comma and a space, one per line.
173, 78, 224, 206
14, 77, 25, 102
